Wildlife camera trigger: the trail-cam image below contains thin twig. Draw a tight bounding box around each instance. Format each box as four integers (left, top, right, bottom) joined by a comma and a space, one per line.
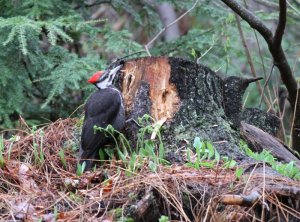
235, 14, 271, 108
274, 84, 287, 143
289, 87, 300, 148
242, 0, 274, 105
144, 0, 200, 55
259, 64, 275, 108
261, 162, 266, 222
287, 0, 300, 15
221, 0, 273, 43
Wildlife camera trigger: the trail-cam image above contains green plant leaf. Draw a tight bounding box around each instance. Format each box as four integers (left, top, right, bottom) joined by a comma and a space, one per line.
206, 142, 214, 159
148, 160, 157, 172
193, 137, 202, 150
235, 167, 244, 180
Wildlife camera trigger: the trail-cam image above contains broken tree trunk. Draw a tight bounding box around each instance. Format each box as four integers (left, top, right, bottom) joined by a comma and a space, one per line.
118, 56, 298, 165
113, 56, 300, 221
121, 57, 239, 155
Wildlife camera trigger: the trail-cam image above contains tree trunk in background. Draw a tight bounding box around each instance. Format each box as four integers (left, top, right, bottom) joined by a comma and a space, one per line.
156, 2, 181, 41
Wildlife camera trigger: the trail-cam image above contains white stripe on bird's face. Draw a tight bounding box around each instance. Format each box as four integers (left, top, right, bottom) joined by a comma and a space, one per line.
96, 65, 122, 89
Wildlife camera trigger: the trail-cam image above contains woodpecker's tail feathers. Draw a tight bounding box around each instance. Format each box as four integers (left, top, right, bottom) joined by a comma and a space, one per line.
79, 145, 98, 171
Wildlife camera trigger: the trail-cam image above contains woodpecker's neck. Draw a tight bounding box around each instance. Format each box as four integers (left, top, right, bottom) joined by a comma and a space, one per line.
96, 81, 111, 89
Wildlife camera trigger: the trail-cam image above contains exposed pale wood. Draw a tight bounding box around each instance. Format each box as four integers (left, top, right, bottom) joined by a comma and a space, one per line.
121, 57, 180, 121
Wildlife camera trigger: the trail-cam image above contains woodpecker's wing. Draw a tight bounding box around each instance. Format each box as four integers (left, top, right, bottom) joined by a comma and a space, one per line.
80, 88, 124, 156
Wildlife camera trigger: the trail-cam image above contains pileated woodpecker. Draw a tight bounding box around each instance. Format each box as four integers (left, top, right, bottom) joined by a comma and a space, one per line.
79, 64, 125, 170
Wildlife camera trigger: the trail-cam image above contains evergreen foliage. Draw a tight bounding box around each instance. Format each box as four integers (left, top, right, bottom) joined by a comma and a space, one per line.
0, 0, 299, 129
0, 0, 144, 128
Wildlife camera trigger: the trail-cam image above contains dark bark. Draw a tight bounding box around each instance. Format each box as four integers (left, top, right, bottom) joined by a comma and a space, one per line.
220, 0, 300, 151
241, 108, 280, 136
125, 81, 152, 143
223, 76, 263, 129
164, 58, 247, 161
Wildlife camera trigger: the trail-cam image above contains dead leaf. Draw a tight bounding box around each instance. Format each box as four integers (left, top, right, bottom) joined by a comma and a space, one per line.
10, 198, 35, 220
43, 213, 56, 222
5, 161, 40, 193
102, 179, 113, 193
57, 211, 78, 221
78, 188, 102, 199
19, 163, 40, 193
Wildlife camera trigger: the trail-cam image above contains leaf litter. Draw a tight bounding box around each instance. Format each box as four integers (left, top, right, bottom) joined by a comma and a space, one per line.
0, 118, 300, 221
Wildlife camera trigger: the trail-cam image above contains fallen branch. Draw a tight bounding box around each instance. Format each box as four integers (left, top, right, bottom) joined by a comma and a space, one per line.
219, 190, 261, 207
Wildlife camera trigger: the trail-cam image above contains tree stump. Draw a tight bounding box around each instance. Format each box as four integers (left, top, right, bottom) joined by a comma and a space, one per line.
118, 56, 298, 165
113, 56, 300, 221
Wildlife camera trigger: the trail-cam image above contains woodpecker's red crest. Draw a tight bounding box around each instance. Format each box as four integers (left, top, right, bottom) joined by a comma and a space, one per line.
88, 71, 103, 84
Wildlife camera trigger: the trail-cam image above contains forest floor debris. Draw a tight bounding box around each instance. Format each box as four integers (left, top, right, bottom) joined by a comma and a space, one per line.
1, 118, 300, 221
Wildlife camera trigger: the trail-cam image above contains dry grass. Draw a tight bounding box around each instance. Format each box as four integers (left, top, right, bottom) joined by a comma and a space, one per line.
1, 118, 300, 221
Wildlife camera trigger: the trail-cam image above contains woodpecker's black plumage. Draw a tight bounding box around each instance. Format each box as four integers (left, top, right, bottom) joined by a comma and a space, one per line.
79, 64, 125, 170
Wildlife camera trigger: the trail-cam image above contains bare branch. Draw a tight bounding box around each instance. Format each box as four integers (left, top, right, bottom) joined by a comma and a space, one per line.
220, 0, 273, 44
273, 0, 287, 48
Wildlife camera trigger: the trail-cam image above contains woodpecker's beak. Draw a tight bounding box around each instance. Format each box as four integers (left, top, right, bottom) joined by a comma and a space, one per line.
88, 71, 103, 84
110, 65, 123, 75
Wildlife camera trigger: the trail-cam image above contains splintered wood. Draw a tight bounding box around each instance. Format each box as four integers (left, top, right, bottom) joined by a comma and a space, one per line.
121, 57, 180, 121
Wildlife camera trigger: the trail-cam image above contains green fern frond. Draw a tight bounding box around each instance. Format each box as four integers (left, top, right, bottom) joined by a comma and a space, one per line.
38, 47, 105, 108
75, 19, 107, 31
104, 29, 143, 54
112, 0, 143, 25
21, 0, 70, 19
17, 26, 28, 55
45, 23, 73, 45
0, 17, 41, 54
3, 27, 17, 46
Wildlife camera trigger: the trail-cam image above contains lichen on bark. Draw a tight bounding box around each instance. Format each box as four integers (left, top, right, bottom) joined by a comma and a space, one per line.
163, 58, 246, 159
